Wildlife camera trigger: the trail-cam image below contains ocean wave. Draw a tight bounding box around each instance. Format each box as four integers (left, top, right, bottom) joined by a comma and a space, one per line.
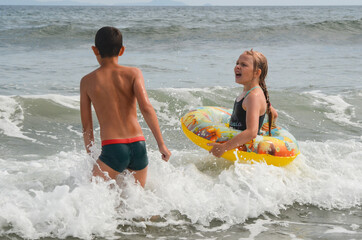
0, 23, 94, 43
306, 90, 362, 129
1, 10, 361, 48
0, 88, 360, 164
1, 88, 361, 143
0, 95, 81, 152
27, 18, 362, 41
23, 94, 79, 110
309, 19, 362, 33
0, 95, 35, 141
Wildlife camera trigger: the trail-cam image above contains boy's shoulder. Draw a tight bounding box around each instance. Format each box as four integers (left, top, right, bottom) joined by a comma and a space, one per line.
80, 68, 100, 92
118, 65, 142, 75
81, 68, 98, 82
116, 65, 144, 82
81, 65, 143, 85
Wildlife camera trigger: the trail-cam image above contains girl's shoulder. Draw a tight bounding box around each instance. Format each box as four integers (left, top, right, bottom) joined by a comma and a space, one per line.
244, 88, 266, 106
246, 87, 264, 99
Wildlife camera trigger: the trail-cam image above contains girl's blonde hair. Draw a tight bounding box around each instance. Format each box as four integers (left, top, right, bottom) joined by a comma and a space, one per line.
244, 49, 272, 135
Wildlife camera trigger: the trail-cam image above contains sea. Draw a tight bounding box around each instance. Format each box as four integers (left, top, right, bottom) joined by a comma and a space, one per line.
0, 5, 361, 240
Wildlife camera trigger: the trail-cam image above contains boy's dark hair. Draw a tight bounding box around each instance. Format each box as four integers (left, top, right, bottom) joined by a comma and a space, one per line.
95, 26, 123, 58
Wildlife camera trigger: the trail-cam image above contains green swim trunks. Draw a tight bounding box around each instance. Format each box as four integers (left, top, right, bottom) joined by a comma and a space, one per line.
99, 136, 148, 172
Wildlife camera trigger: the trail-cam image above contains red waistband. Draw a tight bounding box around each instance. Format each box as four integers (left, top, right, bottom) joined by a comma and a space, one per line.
101, 136, 146, 146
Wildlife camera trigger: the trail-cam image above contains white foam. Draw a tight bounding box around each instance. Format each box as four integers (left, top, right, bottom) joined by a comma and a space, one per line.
0, 96, 35, 141
239, 219, 270, 240
306, 90, 362, 128
148, 89, 204, 127
148, 86, 233, 128
67, 125, 83, 137
293, 140, 362, 209
325, 226, 358, 234
0, 150, 119, 239
0, 138, 361, 238
163, 88, 204, 105
351, 224, 360, 230
148, 97, 181, 127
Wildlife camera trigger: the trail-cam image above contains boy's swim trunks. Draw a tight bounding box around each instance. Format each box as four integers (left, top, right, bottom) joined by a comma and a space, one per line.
99, 136, 148, 172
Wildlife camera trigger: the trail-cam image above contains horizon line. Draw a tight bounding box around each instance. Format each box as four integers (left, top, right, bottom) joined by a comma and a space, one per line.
1, 4, 362, 6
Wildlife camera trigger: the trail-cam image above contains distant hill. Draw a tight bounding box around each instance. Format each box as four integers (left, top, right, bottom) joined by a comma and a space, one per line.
142, 0, 186, 6
0, 0, 187, 6
0, 0, 87, 5
0, 0, 36, 4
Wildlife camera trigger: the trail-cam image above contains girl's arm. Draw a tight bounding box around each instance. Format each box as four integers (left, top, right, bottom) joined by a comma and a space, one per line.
208, 93, 262, 158
270, 105, 278, 122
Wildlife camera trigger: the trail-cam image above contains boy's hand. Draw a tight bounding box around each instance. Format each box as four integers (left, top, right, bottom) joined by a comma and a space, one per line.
159, 145, 171, 162
207, 142, 227, 158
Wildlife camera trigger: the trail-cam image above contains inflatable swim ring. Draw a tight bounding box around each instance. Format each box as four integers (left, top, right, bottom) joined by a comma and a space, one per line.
180, 106, 300, 166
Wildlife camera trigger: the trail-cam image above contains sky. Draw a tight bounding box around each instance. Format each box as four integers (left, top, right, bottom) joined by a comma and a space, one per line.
2, 0, 362, 5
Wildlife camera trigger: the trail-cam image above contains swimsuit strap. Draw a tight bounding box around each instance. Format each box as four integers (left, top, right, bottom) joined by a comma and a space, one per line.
244, 86, 261, 98
245, 86, 267, 114
238, 86, 267, 115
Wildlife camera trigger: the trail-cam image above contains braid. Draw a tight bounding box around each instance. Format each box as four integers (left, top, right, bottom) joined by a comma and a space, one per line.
259, 80, 273, 136
246, 49, 272, 136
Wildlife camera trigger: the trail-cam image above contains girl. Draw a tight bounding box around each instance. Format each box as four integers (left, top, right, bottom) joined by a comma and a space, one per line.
208, 49, 277, 157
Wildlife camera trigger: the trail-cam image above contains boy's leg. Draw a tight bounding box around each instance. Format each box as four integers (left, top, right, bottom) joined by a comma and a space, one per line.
128, 166, 148, 187
127, 141, 148, 187
93, 159, 148, 187
93, 159, 120, 180
93, 141, 148, 186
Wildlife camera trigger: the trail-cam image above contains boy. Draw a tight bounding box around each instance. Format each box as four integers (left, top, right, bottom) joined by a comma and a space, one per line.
80, 26, 171, 187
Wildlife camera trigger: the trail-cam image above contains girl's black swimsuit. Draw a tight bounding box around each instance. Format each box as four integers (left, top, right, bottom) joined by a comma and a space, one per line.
229, 86, 265, 134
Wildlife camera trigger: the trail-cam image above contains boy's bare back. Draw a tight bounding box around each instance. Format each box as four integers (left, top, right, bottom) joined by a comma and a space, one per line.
81, 64, 144, 141
80, 26, 170, 185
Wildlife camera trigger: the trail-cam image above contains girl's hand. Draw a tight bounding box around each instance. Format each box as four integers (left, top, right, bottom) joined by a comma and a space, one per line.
270, 105, 278, 122
207, 142, 227, 158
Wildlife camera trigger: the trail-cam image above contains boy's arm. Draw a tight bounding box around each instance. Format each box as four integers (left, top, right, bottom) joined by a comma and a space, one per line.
133, 68, 171, 161
80, 78, 94, 154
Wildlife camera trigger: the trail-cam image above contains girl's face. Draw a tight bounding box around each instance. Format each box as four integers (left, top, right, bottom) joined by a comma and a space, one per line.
234, 53, 255, 85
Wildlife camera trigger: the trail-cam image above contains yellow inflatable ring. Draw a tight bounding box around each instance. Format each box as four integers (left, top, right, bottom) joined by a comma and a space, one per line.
180, 106, 300, 166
